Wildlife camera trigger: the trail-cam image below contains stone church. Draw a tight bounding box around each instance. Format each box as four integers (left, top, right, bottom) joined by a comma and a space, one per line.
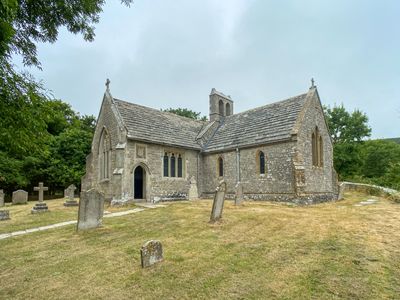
82, 81, 338, 204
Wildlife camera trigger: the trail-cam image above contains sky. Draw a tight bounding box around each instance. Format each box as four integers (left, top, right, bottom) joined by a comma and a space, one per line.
15, 0, 400, 138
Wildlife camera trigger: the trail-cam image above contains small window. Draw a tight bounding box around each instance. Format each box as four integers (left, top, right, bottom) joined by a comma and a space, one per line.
226, 103, 231, 116
312, 132, 317, 166
171, 154, 176, 177
163, 152, 169, 177
319, 136, 323, 167
219, 100, 224, 115
177, 155, 183, 177
218, 157, 224, 177
259, 151, 265, 174
312, 127, 323, 167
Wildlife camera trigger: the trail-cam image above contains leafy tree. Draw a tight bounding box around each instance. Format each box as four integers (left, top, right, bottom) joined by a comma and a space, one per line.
324, 104, 371, 144
163, 108, 207, 121
1, 0, 133, 67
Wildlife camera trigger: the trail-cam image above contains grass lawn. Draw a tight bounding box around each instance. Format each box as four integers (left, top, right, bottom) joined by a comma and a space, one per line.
1, 192, 400, 299
0, 198, 138, 234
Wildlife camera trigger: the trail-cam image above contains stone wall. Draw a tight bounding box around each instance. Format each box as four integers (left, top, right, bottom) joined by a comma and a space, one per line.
120, 141, 199, 202
200, 142, 297, 200
295, 89, 338, 198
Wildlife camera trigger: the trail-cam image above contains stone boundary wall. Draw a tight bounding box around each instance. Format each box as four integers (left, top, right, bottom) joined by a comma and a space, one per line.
338, 181, 398, 200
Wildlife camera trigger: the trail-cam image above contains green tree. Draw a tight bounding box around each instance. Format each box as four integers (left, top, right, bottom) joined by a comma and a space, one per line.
324, 104, 371, 144
163, 108, 207, 121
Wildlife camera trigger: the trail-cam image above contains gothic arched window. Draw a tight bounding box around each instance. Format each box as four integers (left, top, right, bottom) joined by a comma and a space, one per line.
219, 100, 224, 115
177, 154, 183, 177
312, 127, 323, 167
218, 157, 224, 177
259, 151, 265, 174
99, 129, 111, 180
170, 154, 176, 177
163, 152, 169, 177
226, 103, 231, 116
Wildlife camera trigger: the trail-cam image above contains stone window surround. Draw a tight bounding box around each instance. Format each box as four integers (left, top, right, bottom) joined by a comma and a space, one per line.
162, 150, 185, 179
98, 127, 111, 181
311, 126, 324, 168
217, 155, 224, 178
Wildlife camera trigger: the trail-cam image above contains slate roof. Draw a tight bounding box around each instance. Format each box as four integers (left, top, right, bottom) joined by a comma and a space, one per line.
113, 99, 206, 150
112, 92, 309, 152
202, 93, 308, 152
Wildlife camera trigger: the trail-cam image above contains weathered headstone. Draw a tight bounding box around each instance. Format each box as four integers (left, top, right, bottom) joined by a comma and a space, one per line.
188, 176, 199, 200
12, 190, 28, 205
31, 182, 49, 213
63, 184, 78, 207
234, 182, 243, 205
77, 188, 105, 231
140, 240, 163, 268
210, 180, 227, 223
0, 210, 10, 221
0, 190, 4, 207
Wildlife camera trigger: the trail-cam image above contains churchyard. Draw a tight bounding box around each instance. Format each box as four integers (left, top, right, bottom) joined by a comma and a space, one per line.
1, 191, 400, 299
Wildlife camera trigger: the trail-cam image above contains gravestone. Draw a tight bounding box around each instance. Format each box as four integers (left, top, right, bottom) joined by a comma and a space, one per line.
31, 182, 49, 213
12, 190, 28, 205
77, 188, 105, 231
210, 180, 227, 223
140, 240, 163, 268
234, 182, 244, 205
0, 210, 10, 221
0, 190, 4, 207
63, 184, 78, 207
188, 176, 199, 200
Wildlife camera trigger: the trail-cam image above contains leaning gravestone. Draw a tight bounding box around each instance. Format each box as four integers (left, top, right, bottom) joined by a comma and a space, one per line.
31, 182, 49, 213
188, 176, 199, 200
0, 190, 4, 207
12, 190, 28, 205
234, 182, 244, 205
77, 188, 105, 231
64, 184, 78, 207
0, 210, 10, 221
210, 180, 227, 223
141, 240, 163, 268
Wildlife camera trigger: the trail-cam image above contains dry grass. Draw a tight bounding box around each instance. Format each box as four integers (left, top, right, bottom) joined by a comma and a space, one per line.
0, 198, 138, 234
1, 192, 400, 299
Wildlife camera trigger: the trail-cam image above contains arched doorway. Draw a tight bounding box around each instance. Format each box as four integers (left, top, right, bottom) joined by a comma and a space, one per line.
134, 166, 146, 199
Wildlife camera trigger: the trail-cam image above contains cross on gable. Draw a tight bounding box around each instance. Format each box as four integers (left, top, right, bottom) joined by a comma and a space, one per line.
34, 182, 48, 202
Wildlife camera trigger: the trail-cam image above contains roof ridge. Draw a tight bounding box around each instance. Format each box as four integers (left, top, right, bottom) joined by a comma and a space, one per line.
113, 98, 207, 125
224, 92, 308, 119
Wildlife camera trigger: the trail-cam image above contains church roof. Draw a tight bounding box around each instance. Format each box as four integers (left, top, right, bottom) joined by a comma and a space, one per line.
202, 93, 308, 152
113, 99, 206, 149
112, 91, 309, 152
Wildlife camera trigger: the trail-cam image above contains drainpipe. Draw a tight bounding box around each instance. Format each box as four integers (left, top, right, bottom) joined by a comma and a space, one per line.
236, 148, 240, 183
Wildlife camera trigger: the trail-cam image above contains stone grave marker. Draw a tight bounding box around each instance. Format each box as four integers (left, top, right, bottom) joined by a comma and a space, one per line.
77, 188, 105, 231
64, 184, 78, 207
0, 190, 4, 207
234, 182, 243, 205
140, 240, 163, 268
210, 180, 227, 223
0, 210, 10, 221
12, 190, 28, 205
31, 182, 49, 213
188, 176, 199, 200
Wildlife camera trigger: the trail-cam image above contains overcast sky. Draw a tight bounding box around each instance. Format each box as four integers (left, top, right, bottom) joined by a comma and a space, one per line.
16, 0, 400, 138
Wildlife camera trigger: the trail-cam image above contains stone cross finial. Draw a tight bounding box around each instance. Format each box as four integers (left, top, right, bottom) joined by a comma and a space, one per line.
34, 182, 48, 203
310, 78, 315, 88
105, 78, 110, 91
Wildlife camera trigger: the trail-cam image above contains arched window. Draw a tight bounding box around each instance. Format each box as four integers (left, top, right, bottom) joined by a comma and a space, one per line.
225, 103, 231, 116
311, 132, 317, 166
218, 157, 224, 177
163, 152, 169, 177
219, 100, 224, 115
170, 154, 176, 177
99, 129, 111, 179
319, 135, 323, 166
177, 154, 183, 177
259, 151, 265, 174
311, 127, 323, 167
